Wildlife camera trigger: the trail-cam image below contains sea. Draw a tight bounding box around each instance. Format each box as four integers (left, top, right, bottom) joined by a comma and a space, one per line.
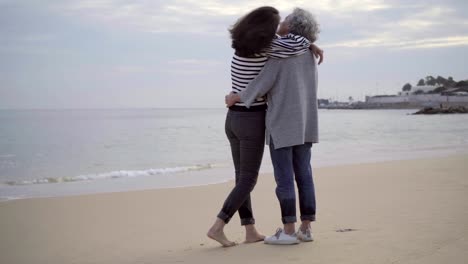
1, 108, 468, 201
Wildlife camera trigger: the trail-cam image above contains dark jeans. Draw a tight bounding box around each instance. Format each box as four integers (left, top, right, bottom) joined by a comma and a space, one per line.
269, 138, 316, 224
217, 110, 265, 225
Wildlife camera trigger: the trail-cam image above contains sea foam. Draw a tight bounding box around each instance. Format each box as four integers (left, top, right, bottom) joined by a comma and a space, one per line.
5, 164, 213, 186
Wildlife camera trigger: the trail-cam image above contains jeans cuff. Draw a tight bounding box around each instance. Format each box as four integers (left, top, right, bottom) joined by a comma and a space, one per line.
241, 218, 255, 226
217, 211, 231, 224
281, 216, 297, 224
300, 215, 316, 222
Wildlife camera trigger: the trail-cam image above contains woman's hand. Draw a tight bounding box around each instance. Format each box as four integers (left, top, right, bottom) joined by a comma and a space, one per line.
309, 44, 324, 65
225, 92, 240, 107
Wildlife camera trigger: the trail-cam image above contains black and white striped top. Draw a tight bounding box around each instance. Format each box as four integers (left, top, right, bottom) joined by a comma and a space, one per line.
231, 34, 310, 108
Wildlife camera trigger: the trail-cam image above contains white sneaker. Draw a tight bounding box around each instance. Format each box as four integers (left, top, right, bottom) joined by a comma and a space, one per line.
264, 228, 300, 245
296, 228, 314, 242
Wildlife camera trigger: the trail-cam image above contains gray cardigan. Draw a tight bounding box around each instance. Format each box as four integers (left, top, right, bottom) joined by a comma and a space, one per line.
239, 52, 319, 149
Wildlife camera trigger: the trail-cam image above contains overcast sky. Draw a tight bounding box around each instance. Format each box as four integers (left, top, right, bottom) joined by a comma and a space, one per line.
1, 0, 467, 109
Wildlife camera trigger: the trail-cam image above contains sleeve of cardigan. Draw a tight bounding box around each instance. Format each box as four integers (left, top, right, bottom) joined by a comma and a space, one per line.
238, 59, 280, 108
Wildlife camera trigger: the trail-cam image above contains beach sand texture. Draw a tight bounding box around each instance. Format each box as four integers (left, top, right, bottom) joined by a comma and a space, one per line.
1, 155, 467, 264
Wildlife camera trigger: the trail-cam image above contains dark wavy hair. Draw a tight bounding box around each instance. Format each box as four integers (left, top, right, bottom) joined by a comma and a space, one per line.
229, 6, 280, 57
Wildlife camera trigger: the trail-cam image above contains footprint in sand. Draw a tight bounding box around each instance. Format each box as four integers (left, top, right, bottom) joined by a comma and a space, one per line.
336, 228, 358, 232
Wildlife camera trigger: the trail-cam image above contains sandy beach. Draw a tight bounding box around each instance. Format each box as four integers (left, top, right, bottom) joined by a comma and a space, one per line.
1, 154, 467, 264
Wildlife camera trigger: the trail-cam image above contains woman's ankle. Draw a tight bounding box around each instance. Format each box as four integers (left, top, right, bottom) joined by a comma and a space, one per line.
283, 223, 296, 235
244, 224, 256, 231
210, 217, 226, 231
300, 221, 311, 231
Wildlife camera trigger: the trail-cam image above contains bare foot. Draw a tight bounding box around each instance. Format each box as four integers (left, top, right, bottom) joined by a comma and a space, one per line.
207, 228, 237, 247
244, 233, 265, 243
244, 224, 265, 243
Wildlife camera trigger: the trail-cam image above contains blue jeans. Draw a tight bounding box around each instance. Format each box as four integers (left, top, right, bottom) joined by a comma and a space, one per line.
269, 139, 316, 224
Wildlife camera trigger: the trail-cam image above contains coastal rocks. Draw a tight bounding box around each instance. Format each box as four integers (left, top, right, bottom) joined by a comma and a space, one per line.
413, 106, 468, 115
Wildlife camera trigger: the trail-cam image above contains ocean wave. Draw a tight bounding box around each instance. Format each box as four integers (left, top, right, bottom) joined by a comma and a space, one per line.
5, 164, 214, 186
0, 196, 24, 201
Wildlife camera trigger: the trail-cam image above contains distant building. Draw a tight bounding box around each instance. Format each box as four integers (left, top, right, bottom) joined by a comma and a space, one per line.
366, 93, 468, 107
399, 85, 436, 96
441, 87, 468, 96
362, 78, 468, 108
318, 99, 330, 107
366, 95, 408, 104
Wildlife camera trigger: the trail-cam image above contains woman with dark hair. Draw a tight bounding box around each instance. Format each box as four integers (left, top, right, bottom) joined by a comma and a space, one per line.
207, 6, 323, 247
226, 7, 321, 245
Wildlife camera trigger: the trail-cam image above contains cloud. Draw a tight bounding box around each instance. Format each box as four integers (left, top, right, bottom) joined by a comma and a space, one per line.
113, 65, 151, 74
324, 35, 468, 50
46, 0, 468, 50
322, 3, 468, 50
50, 0, 235, 34
310, 0, 392, 13
167, 59, 223, 66
3, 0, 468, 54
163, 58, 225, 75
399, 36, 468, 49
112, 59, 225, 76
46, 0, 396, 34
393, 6, 455, 31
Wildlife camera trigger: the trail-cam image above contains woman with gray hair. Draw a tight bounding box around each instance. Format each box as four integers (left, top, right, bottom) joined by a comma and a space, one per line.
278, 8, 320, 43
226, 8, 321, 245
208, 6, 324, 248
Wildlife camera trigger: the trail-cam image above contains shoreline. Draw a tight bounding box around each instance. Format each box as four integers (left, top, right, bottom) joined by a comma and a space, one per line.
3, 108, 468, 202
1, 154, 467, 263
1, 149, 467, 202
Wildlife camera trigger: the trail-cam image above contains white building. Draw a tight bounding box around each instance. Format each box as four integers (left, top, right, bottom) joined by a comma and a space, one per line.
366, 94, 468, 105
399, 85, 437, 96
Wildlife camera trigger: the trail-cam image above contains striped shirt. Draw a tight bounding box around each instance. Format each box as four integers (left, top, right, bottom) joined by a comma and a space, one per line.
231, 34, 310, 108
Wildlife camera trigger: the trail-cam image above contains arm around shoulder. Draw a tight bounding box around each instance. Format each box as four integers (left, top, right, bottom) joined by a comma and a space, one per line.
239, 59, 280, 107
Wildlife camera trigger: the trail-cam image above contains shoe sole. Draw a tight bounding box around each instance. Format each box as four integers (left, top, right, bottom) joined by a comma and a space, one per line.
297, 232, 314, 242
264, 240, 300, 245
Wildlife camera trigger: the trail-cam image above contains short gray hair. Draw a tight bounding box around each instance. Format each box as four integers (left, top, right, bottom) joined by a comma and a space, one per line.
287, 8, 320, 42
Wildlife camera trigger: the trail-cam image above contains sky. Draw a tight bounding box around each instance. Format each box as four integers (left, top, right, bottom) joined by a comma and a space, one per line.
1, 0, 467, 109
